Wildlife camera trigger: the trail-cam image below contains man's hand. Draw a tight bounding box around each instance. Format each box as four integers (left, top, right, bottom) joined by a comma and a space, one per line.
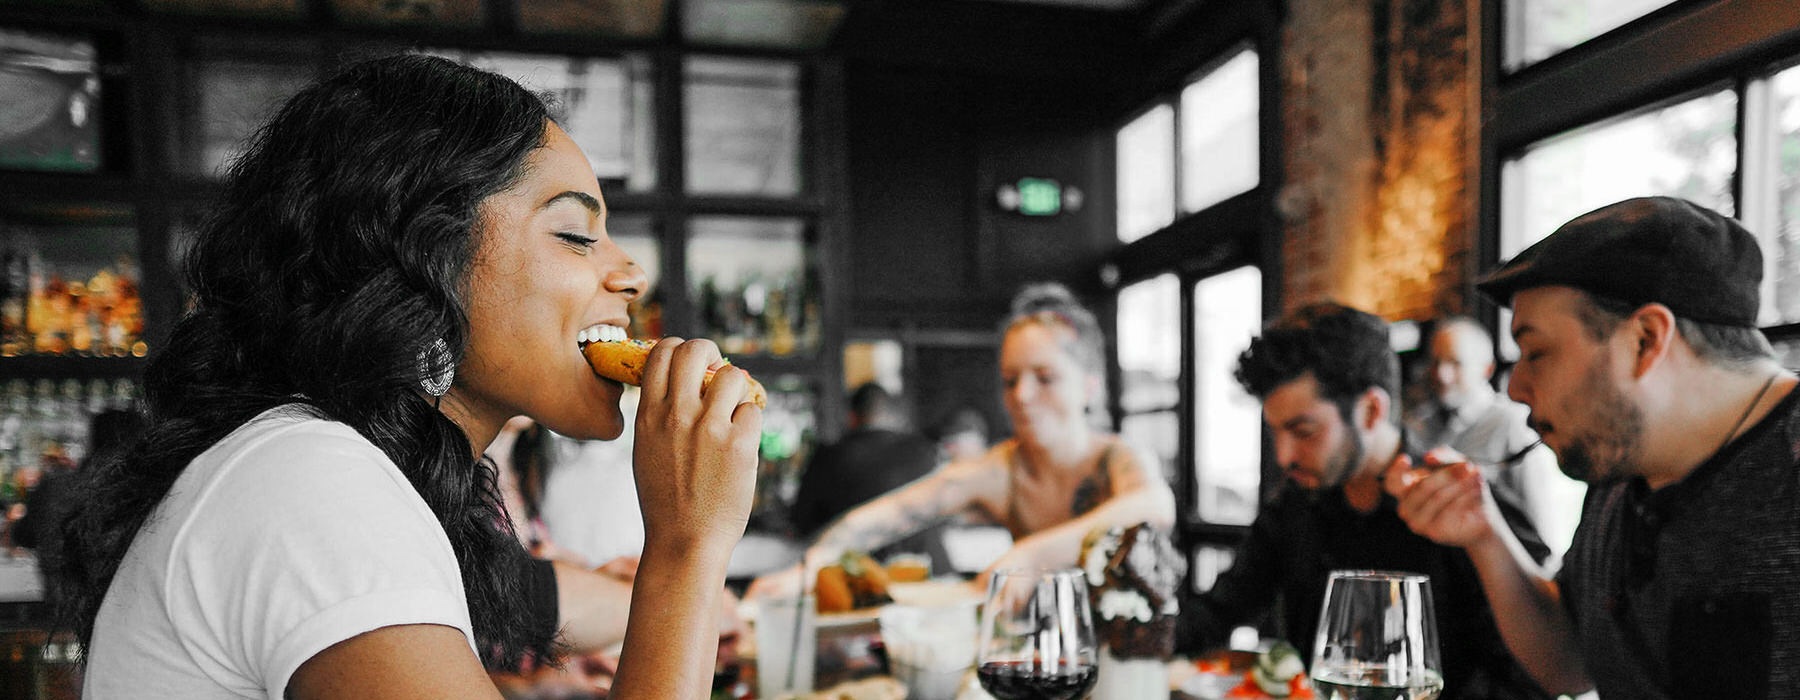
1384, 452, 1499, 549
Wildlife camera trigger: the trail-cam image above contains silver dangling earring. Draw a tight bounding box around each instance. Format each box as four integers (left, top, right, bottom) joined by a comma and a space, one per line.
418, 337, 455, 397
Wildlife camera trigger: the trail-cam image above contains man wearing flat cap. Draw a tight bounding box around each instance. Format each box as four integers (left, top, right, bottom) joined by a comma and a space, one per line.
1386, 196, 1799, 700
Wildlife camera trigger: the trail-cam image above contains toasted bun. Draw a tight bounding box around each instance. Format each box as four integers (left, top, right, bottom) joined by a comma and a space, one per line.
581, 339, 768, 409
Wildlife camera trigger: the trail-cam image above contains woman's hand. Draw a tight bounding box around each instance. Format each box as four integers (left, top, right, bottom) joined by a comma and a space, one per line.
975, 538, 1050, 591
631, 337, 763, 551
744, 563, 805, 601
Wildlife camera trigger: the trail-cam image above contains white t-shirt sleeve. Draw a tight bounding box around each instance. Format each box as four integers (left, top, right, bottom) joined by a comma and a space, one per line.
162, 421, 474, 700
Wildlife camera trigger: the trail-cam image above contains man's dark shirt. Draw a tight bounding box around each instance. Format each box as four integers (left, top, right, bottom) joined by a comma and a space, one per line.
1557, 387, 1800, 700
790, 427, 944, 561
1176, 467, 1552, 700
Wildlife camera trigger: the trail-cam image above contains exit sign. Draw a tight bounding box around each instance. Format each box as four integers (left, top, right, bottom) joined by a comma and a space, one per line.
997, 177, 1082, 216
1017, 178, 1062, 216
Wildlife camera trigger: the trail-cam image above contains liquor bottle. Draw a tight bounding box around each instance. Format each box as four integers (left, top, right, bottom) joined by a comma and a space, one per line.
0, 243, 22, 355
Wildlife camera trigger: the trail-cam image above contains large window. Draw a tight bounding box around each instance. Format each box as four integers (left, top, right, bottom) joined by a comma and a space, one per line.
1491, 0, 1800, 367
1114, 44, 1259, 243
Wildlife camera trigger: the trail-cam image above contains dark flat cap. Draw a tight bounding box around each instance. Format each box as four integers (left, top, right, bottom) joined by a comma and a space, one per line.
1476, 196, 1763, 327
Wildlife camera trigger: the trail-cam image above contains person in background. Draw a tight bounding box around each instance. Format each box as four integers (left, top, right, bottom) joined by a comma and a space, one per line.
747, 283, 1175, 597
1406, 316, 1586, 560
789, 383, 947, 567
50, 54, 761, 699
1387, 197, 1800, 699
13, 409, 145, 560
932, 407, 991, 464
1175, 302, 1550, 700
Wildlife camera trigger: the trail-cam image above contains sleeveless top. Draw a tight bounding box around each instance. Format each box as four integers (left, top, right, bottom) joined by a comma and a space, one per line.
1002, 438, 1120, 540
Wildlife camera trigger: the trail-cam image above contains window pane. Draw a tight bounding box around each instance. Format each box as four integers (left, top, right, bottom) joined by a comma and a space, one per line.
685, 57, 802, 196
1193, 266, 1262, 526
687, 216, 817, 356
1116, 104, 1175, 243
0, 29, 101, 173
1500, 88, 1736, 259
1758, 64, 1800, 325
1180, 48, 1259, 213
183, 58, 312, 177
1121, 411, 1178, 485
1116, 273, 1180, 413
433, 50, 657, 192
1503, 0, 1677, 71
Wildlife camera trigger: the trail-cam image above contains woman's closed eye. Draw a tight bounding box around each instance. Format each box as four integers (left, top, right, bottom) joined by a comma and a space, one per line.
555, 231, 600, 251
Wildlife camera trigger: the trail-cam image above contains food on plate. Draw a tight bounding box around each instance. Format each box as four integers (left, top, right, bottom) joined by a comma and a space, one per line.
884, 553, 931, 583
815, 551, 894, 613
1079, 522, 1185, 659
579, 335, 768, 408
807, 675, 906, 700
1249, 641, 1308, 697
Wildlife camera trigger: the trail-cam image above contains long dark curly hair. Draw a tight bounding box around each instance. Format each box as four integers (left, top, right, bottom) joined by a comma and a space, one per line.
49, 53, 556, 670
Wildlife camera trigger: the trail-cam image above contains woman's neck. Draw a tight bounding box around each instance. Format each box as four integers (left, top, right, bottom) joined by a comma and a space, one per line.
1017, 426, 1097, 475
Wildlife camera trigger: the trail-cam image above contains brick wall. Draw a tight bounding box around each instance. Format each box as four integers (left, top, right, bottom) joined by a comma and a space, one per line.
1278, 0, 1475, 321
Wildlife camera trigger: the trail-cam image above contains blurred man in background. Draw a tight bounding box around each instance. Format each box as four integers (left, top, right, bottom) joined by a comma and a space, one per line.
1407, 316, 1586, 560
790, 383, 946, 568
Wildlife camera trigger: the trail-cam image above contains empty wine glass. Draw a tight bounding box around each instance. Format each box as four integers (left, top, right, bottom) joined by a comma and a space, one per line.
1310, 570, 1444, 700
976, 568, 1098, 700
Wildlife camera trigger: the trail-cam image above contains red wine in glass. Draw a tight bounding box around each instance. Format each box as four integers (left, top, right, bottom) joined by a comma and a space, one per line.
976, 569, 1098, 700
976, 660, 1098, 700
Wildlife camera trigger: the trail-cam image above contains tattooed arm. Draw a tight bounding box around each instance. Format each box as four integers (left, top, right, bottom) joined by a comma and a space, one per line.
745, 451, 1007, 599
982, 438, 1175, 579
806, 453, 1006, 564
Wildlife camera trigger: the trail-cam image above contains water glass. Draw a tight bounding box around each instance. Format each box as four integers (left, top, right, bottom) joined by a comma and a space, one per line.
1310, 570, 1443, 700
753, 595, 816, 700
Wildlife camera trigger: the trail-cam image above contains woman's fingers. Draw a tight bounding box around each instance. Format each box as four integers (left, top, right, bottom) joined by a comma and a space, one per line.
639, 336, 682, 405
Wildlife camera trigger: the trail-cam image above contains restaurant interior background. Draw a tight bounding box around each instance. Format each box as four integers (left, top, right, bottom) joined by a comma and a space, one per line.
2, 0, 1800, 688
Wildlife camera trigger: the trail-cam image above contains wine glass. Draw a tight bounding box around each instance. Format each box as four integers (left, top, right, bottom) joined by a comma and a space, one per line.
975, 568, 1098, 700
1310, 570, 1444, 700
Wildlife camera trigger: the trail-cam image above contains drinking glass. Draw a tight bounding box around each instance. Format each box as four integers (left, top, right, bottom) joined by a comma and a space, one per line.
1310, 571, 1444, 700
975, 568, 1098, 700
753, 595, 816, 700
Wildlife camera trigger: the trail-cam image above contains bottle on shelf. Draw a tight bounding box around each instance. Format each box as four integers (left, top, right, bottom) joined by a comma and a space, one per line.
0, 237, 144, 358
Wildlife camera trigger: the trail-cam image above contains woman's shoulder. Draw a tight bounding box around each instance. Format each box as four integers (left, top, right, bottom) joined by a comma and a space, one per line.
177, 405, 417, 520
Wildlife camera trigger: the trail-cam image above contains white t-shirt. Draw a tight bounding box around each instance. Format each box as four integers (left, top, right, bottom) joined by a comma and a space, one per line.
83, 405, 475, 700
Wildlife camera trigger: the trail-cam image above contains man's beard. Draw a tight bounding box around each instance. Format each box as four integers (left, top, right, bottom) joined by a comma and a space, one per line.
1553, 354, 1642, 484
1301, 427, 1365, 501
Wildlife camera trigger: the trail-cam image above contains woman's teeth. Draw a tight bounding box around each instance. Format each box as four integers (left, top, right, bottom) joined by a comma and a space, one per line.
577, 324, 628, 345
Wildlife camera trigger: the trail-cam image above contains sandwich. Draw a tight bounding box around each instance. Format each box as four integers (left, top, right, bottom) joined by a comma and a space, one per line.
580, 336, 768, 409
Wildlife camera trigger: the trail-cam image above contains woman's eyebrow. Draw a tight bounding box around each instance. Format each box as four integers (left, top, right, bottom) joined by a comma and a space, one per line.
540, 191, 603, 216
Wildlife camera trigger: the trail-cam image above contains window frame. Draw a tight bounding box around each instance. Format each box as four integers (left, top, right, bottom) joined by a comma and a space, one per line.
1102, 2, 1283, 593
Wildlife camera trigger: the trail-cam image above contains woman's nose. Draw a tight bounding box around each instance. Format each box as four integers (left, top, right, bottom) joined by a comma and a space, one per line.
605, 260, 648, 302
